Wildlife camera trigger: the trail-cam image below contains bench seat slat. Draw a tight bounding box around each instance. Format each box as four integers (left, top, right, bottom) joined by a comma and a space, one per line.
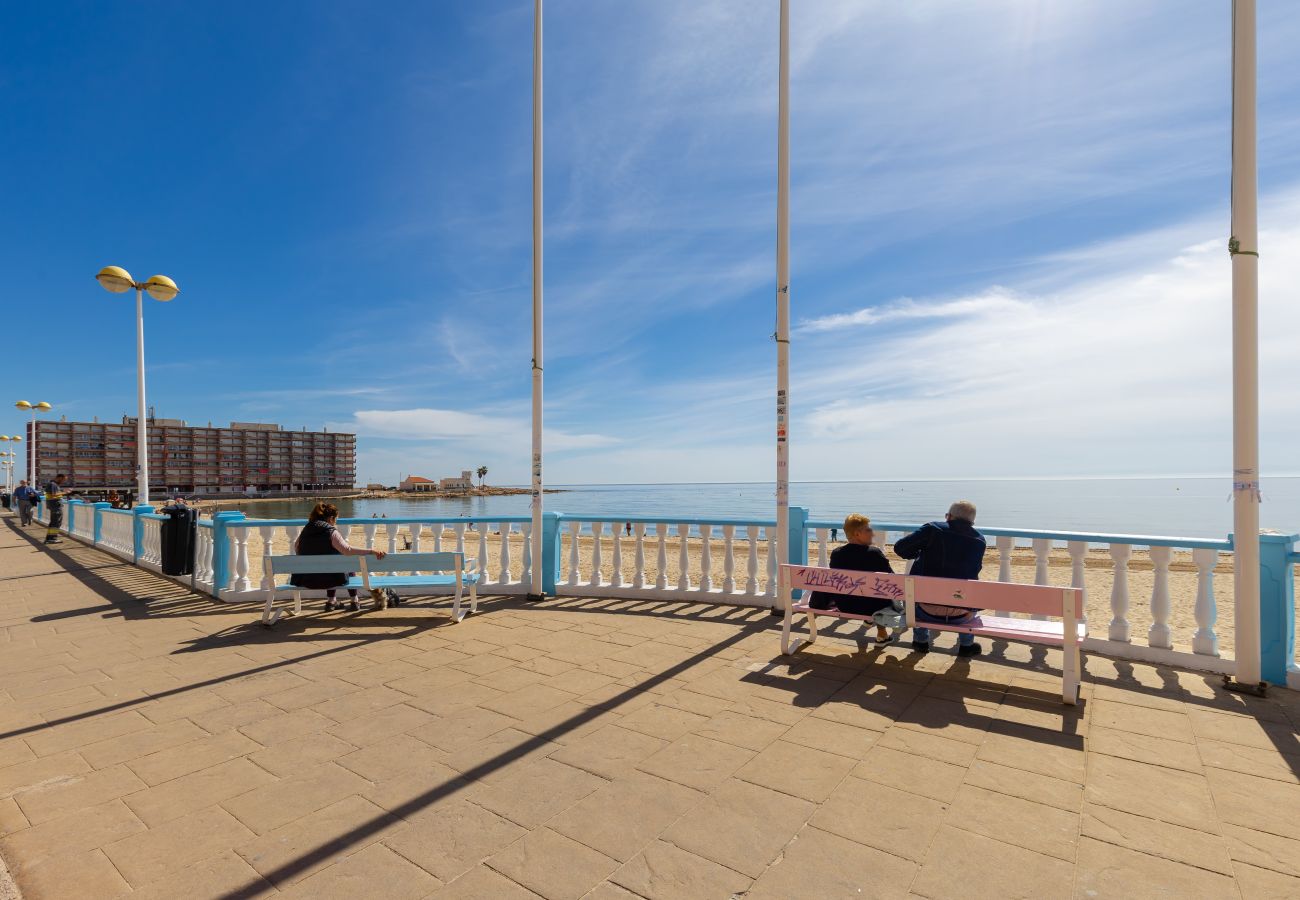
790, 604, 1086, 644
353, 574, 481, 588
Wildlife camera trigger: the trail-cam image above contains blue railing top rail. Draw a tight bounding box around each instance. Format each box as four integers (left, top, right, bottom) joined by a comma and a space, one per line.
233, 515, 535, 527
556, 514, 777, 528
804, 518, 1235, 551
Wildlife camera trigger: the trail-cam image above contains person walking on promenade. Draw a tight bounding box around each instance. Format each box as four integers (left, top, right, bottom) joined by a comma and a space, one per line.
13, 480, 37, 526
292, 502, 386, 611
894, 499, 987, 657
42, 474, 71, 545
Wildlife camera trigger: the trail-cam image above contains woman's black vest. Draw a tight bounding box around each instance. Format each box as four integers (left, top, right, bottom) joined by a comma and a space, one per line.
290, 520, 348, 588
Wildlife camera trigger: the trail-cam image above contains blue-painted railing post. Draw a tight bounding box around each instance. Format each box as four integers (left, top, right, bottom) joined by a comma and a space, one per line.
212, 512, 246, 595
1258, 532, 1298, 687
542, 512, 562, 596
67, 499, 81, 535
93, 502, 111, 544
785, 506, 809, 607
132, 505, 156, 564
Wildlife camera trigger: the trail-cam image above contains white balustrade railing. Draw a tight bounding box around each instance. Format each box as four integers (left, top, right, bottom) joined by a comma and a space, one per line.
12, 500, 1285, 681
137, 514, 165, 572
228, 517, 535, 600
99, 509, 135, 558
555, 516, 777, 607
809, 518, 1235, 675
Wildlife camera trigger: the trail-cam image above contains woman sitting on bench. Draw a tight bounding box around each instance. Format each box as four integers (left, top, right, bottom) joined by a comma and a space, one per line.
292, 502, 386, 611
807, 514, 897, 644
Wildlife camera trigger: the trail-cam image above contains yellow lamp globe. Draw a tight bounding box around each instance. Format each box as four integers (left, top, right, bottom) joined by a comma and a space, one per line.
96, 266, 135, 293
35, 402, 52, 411
16, 400, 31, 411
144, 274, 179, 302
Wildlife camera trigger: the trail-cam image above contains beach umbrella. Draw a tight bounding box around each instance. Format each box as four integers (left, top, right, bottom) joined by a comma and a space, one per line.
529, 0, 545, 600
1227, 0, 1263, 693
774, 0, 791, 612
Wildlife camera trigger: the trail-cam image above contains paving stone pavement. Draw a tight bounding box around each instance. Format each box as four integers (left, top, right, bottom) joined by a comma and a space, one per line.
1, 515, 1298, 899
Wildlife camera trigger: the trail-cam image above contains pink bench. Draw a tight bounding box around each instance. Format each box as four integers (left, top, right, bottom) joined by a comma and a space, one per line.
780, 564, 1085, 704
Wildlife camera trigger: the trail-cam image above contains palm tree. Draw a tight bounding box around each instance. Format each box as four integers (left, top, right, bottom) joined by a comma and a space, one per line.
476, 465, 488, 488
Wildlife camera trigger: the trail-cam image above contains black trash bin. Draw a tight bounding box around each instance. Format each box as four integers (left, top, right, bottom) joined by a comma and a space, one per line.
160, 506, 197, 576
1, 492, 10, 510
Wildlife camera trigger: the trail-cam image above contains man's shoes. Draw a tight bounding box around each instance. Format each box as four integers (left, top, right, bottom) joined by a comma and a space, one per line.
911, 639, 930, 653
957, 642, 983, 658
44, 539, 61, 545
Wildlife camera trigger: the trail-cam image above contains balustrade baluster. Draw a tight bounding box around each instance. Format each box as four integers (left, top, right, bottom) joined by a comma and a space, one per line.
655, 524, 668, 590
1108, 544, 1133, 642
477, 524, 489, 576
454, 523, 466, 559
387, 524, 399, 555
433, 524, 443, 553
677, 523, 691, 592
1067, 541, 1088, 611
567, 522, 581, 585
590, 522, 604, 587
632, 523, 647, 589
499, 524, 512, 584
766, 526, 777, 598
699, 525, 713, 591
259, 526, 276, 594
410, 524, 423, 553
520, 522, 533, 586
610, 523, 624, 588
1147, 546, 1173, 649
816, 528, 828, 566
1032, 538, 1051, 585
362, 523, 377, 551
996, 536, 1014, 583
1191, 548, 1219, 656
722, 525, 736, 593
746, 526, 759, 594
234, 529, 251, 592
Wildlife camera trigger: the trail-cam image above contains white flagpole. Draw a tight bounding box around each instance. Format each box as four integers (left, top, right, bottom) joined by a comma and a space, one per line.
774, 0, 791, 612
1227, 0, 1262, 692
529, 0, 546, 600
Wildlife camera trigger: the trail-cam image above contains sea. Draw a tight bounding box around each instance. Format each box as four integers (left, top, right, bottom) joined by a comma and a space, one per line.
227, 477, 1300, 540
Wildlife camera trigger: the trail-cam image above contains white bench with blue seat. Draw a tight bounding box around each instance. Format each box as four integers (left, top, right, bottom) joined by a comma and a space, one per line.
781, 564, 1086, 704
260, 551, 479, 626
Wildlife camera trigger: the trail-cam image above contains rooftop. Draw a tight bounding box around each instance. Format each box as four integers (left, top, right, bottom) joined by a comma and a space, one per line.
0, 521, 1297, 898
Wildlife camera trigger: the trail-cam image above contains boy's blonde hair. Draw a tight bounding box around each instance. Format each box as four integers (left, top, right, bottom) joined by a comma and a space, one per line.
843, 513, 872, 538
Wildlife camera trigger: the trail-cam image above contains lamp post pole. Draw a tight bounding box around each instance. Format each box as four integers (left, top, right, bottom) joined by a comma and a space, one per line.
135, 285, 150, 505
95, 267, 180, 507
528, 0, 545, 601
774, 0, 791, 613
1227, 0, 1263, 694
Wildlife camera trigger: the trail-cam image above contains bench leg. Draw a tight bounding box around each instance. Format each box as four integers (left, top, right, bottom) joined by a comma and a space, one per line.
807, 611, 818, 645
260, 592, 280, 627
451, 581, 464, 622
469, 583, 477, 616
1062, 640, 1081, 705
293, 591, 302, 617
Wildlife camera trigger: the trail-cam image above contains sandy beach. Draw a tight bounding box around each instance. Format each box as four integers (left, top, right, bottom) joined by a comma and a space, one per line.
235, 524, 1300, 661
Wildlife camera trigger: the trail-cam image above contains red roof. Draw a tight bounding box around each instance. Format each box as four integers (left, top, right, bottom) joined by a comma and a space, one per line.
405, 476, 434, 483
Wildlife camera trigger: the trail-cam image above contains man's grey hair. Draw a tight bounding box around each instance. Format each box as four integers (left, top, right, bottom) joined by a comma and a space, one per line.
948, 500, 977, 523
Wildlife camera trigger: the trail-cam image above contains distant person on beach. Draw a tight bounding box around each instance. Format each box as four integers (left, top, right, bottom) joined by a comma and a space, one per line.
625, 522, 632, 537
894, 500, 987, 657
830, 527, 839, 542
14, 480, 37, 526
292, 502, 386, 611
807, 514, 897, 644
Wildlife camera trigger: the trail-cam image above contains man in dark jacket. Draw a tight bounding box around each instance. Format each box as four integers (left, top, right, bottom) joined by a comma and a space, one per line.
894, 500, 987, 656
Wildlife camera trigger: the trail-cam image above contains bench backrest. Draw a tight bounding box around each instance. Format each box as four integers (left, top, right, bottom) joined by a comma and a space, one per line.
782, 564, 1079, 619
364, 552, 463, 574
265, 555, 358, 576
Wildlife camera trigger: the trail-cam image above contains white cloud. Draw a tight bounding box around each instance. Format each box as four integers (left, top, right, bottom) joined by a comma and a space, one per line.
795, 289, 1029, 335
340, 407, 618, 451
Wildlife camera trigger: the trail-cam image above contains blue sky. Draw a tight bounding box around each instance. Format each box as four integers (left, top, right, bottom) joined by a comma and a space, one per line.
3, 1, 1299, 485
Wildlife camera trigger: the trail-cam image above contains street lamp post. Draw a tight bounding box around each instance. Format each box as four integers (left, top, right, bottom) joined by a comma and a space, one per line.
14, 402, 50, 485
0, 449, 14, 493
95, 266, 180, 505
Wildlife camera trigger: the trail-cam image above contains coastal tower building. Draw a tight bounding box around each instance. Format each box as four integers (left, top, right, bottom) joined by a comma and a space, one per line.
26, 415, 355, 497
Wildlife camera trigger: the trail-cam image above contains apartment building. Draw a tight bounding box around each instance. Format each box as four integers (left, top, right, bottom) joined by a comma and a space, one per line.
27, 415, 356, 498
